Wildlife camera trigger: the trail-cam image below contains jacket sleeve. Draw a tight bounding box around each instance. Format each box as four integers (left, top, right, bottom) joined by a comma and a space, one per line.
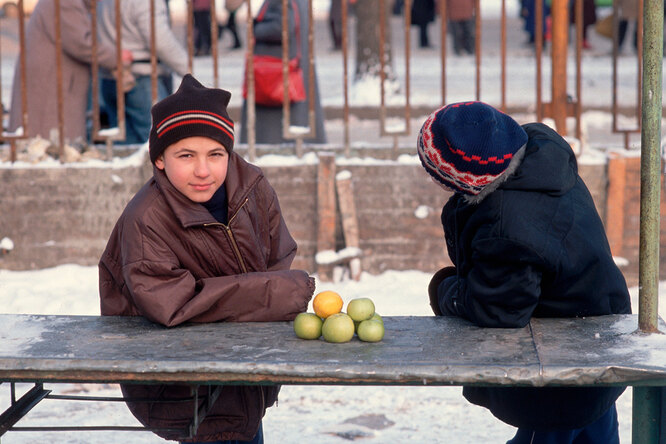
131, 0, 188, 76
123, 257, 314, 327
52, 2, 117, 70
438, 238, 543, 328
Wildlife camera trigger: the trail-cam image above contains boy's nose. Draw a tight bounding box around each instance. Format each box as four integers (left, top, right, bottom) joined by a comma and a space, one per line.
193, 159, 211, 177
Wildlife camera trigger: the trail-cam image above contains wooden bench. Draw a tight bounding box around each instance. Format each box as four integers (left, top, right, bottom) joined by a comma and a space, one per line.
1, 313, 665, 441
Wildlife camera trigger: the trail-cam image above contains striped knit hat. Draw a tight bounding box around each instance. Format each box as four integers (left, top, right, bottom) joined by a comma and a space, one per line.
417, 101, 528, 196
149, 74, 234, 163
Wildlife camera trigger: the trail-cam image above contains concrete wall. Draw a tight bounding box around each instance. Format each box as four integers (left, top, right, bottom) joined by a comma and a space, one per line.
1, 151, 645, 286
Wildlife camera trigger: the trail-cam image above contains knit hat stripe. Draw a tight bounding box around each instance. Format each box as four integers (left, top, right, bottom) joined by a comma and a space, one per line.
156, 109, 233, 132
158, 119, 235, 142
156, 112, 234, 139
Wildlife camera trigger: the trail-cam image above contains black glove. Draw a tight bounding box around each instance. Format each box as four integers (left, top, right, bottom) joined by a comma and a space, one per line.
428, 266, 456, 316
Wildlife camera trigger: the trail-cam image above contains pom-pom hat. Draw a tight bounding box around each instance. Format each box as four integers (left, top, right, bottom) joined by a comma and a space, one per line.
417, 101, 528, 197
149, 74, 235, 163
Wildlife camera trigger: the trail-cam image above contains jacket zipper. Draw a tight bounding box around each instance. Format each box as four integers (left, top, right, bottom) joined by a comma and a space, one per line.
204, 198, 249, 274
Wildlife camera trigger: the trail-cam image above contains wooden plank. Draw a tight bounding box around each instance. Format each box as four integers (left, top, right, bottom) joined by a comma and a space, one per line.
316, 152, 337, 281
0, 314, 665, 386
335, 169, 362, 280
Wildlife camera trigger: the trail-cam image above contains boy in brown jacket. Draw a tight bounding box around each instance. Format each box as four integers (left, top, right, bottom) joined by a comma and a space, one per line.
99, 74, 315, 443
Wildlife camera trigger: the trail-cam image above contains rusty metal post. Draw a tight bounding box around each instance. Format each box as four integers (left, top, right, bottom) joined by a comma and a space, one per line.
633, 1, 664, 440
341, 0, 350, 156
549, 0, 568, 135
245, 0, 256, 162
150, 0, 158, 104
439, 0, 447, 104
474, 0, 480, 100
500, 0, 506, 111
637, 0, 662, 335
54, 0, 65, 161
210, 0, 219, 88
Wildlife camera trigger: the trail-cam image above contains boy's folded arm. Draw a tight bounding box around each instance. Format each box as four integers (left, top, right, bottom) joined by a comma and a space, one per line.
124, 260, 314, 327
442, 239, 544, 328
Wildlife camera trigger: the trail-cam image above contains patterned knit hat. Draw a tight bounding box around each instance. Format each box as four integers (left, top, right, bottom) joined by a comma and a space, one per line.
417, 101, 528, 196
149, 74, 234, 163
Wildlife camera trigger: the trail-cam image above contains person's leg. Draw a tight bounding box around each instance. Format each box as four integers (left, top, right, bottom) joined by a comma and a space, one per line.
617, 19, 628, 49
227, 11, 241, 49
571, 404, 620, 444
449, 21, 463, 55
123, 75, 162, 145
419, 23, 430, 48
180, 422, 264, 444
462, 19, 475, 54
507, 428, 575, 444
100, 78, 118, 130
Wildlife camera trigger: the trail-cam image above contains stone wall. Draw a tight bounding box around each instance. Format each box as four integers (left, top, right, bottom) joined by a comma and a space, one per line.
1, 151, 648, 286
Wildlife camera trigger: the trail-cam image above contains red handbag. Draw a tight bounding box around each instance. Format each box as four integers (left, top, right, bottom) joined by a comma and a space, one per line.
243, 0, 306, 106
243, 54, 306, 106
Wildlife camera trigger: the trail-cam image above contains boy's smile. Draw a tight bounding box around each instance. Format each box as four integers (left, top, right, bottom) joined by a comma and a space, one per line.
155, 136, 229, 203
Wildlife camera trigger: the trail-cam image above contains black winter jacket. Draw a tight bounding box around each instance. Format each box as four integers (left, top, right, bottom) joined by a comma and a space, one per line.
436, 122, 631, 430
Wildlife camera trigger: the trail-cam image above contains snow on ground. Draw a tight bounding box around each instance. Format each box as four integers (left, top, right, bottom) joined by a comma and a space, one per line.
0, 265, 663, 443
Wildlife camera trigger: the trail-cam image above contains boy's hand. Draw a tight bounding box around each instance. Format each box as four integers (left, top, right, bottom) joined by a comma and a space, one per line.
428, 266, 456, 316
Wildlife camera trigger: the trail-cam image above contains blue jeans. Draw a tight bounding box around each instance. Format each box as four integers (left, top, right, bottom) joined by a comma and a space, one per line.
506, 404, 619, 444
181, 422, 263, 444
101, 75, 168, 145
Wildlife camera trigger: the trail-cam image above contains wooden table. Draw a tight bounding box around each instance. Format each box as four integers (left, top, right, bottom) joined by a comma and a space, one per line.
1, 314, 665, 440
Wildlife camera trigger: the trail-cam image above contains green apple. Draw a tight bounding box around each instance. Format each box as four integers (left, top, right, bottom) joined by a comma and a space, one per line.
357, 319, 385, 342
346, 298, 375, 322
293, 312, 323, 340
322, 313, 355, 343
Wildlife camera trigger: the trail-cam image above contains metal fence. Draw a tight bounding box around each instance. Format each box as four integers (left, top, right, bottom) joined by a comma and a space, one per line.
0, 0, 647, 163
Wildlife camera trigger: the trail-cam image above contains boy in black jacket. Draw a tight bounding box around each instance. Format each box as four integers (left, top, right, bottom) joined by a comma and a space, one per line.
417, 101, 631, 444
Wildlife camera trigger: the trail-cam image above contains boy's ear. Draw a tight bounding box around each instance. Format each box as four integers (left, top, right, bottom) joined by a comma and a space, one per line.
154, 155, 165, 170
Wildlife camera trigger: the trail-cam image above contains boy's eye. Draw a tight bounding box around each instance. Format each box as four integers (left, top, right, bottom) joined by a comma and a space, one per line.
178, 153, 193, 158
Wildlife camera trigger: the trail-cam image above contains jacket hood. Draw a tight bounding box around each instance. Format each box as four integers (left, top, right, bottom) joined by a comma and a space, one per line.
154, 151, 264, 228
500, 122, 578, 196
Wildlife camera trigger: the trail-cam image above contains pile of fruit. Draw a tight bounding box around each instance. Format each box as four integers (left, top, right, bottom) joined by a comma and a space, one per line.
293, 291, 384, 343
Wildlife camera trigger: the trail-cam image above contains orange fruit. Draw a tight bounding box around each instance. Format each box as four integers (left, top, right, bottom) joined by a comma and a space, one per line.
312, 290, 344, 319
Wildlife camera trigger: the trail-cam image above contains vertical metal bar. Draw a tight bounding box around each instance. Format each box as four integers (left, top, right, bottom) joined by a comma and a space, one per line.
535, 0, 543, 121
282, 0, 315, 146
500, 0, 506, 111
114, 0, 126, 143
637, 0, 662, 334
474, 0, 480, 100
210, 0, 219, 88
633, 386, 662, 444
91, 0, 101, 142
54, 0, 65, 161
378, 0, 386, 129
612, 0, 619, 133
574, 0, 582, 142
187, 0, 194, 74
150, 0, 157, 104
439, 0, 446, 105
246, 0, 256, 161
342, 0, 350, 156
550, 0, 568, 134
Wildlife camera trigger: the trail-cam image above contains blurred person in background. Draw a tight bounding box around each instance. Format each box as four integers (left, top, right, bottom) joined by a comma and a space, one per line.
8, 0, 129, 145
447, 0, 475, 55
240, 0, 326, 144
97, 0, 188, 145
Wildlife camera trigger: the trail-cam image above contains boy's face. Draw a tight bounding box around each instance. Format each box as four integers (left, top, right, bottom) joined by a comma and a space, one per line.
155, 136, 229, 203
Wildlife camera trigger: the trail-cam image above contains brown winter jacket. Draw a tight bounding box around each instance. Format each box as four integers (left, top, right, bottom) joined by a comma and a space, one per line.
99, 151, 314, 442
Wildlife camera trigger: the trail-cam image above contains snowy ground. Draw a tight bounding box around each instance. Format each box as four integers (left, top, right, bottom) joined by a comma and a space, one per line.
0, 265, 663, 443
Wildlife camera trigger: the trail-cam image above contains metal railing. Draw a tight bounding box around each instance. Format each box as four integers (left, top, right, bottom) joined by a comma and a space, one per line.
0, 0, 650, 163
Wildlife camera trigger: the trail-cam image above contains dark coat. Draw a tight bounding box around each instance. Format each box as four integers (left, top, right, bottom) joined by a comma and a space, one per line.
436, 122, 631, 430
99, 152, 314, 441
411, 0, 436, 26
240, 0, 326, 144
446, 0, 474, 22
